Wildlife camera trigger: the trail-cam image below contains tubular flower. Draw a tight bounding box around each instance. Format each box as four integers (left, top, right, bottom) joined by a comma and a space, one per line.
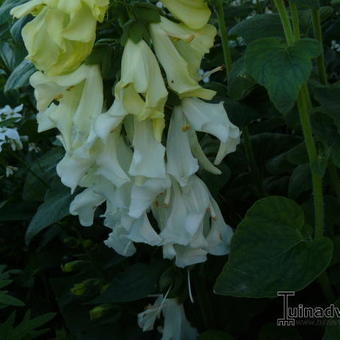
30, 64, 104, 191
161, 0, 211, 30
11, 0, 109, 75
114, 39, 168, 141
150, 17, 216, 100
138, 296, 198, 340
181, 98, 241, 165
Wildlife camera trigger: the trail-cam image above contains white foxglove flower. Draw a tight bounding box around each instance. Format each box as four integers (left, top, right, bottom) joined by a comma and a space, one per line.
150, 17, 216, 100
166, 107, 199, 186
70, 187, 105, 227
31, 64, 104, 192
115, 39, 168, 141
129, 119, 166, 180
152, 175, 233, 267
181, 98, 241, 165
95, 130, 130, 188
161, 299, 198, 340
129, 177, 171, 218
104, 211, 161, 257
138, 296, 198, 340
161, 0, 211, 30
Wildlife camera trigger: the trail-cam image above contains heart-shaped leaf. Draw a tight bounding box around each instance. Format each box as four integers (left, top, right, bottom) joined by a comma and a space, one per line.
214, 196, 333, 298
245, 38, 321, 112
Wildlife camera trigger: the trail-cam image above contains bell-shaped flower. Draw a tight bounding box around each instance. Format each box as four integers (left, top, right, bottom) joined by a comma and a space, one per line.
115, 39, 168, 141
129, 119, 166, 180
138, 296, 198, 340
70, 187, 105, 227
152, 175, 233, 267
30, 64, 104, 191
105, 212, 161, 257
161, 0, 211, 29
166, 107, 199, 186
129, 177, 171, 218
181, 98, 241, 165
161, 299, 198, 340
150, 17, 216, 100
154, 176, 209, 246
11, 0, 109, 75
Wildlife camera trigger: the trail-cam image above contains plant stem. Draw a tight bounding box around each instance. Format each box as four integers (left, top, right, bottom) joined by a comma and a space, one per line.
215, 0, 232, 77
275, 0, 325, 239
273, 0, 294, 45
311, 9, 328, 85
297, 85, 324, 239
275, 0, 333, 302
289, 2, 300, 40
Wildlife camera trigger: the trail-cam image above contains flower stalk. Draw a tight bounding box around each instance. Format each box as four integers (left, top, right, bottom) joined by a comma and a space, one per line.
214, 0, 232, 77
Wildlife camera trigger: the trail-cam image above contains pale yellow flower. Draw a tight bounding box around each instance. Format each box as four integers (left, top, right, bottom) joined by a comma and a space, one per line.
11, 0, 109, 75
115, 39, 168, 141
161, 0, 211, 29
150, 17, 216, 100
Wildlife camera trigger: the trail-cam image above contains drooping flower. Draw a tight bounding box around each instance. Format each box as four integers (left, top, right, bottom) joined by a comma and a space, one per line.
114, 39, 168, 141
150, 17, 216, 100
11, 0, 109, 75
181, 98, 241, 165
138, 295, 198, 340
152, 175, 234, 268
30, 64, 104, 191
161, 0, 211, 30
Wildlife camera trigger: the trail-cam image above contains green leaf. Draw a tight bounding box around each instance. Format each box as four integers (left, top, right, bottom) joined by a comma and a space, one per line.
312, 84, 340, 129
25, 184, 72, 245
198, 330, 235, 340
291, 0, 320, 9
245, 38, 321, 112
4, 59, 35, 92
0, 292, 25, 307
228, 57, 256, 100
214, 196, 333, 298
229, 14, 284, 44
288, 164, 311, 199
92, 262, 166, 304
23, 147, 63, 202
0, 0, 28, 25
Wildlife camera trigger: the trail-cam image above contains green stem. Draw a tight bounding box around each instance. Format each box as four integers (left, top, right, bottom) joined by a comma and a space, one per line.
215, 0, 232, 77
243, 127, 263, 196
310, 8, 340, 205
274, 0, 333, 303
298, 84, 325, 239
273, 0, 294, 45
289, 2, 300, 40
311, 9, 328, 85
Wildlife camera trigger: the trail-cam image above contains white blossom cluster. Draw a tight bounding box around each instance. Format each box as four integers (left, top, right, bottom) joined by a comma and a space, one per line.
14, 0, 241, 268
0, 105, 23, 153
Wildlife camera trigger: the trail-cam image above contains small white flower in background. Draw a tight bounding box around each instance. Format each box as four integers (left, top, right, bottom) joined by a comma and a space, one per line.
331, 40, 340, 53
0, 127, 23, 152
5, 166, 18, 177
28, 143, 41, 153
138, 295, 198, 340
0, 104, 23, 122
